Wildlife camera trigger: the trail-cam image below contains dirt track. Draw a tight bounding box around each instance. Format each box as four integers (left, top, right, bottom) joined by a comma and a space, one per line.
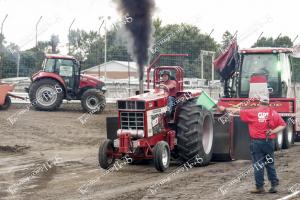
0, 103, 299, 200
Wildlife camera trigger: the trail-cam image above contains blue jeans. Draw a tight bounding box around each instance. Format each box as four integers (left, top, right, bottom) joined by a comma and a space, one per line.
250, 139, 279, 188
167, 96, 176, 112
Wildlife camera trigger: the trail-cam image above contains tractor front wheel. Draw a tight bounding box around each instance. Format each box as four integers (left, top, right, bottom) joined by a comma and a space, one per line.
98, 139, 115, 169
0, 96, 11, 110
81, 89, 106, 114
176, 100, 214, 166
29, 79, 64, 111
153, 141, 170, 172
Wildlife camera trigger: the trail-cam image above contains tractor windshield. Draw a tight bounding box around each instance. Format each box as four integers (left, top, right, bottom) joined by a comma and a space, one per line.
240, 53, 280, 97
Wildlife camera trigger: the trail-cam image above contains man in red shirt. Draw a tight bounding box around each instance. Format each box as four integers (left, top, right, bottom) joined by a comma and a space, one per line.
219, 96, 286, 194
159, 71, 177, 117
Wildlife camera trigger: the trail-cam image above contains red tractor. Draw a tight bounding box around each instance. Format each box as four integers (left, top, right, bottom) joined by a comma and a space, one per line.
99, 54, 215, 172
26, 54, 106, 113
215, 47, 299, 160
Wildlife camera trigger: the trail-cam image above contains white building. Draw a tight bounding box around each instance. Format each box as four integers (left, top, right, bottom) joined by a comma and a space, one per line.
82, 60, 139, 80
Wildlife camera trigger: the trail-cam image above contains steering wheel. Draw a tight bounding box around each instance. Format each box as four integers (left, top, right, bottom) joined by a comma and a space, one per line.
158, 84, 170, 93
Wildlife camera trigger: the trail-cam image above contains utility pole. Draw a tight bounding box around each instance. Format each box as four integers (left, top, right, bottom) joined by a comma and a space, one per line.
68, 18, 75, 55
98, 17, 104, 79
35, 16, 42, 49
104, 19, 107, 81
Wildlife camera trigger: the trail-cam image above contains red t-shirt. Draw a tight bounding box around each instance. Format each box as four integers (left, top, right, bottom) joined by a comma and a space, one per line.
240, 106, 286, 139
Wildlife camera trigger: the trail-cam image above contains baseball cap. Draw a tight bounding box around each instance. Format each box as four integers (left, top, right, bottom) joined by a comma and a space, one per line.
161, 71, 171, 77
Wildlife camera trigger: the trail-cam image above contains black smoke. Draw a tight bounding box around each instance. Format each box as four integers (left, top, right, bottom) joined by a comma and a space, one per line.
115, 0, 155, 81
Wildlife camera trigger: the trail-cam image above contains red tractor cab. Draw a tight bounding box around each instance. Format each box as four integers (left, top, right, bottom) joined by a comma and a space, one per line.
99, 54, 214, 172
26, 54, 106, 113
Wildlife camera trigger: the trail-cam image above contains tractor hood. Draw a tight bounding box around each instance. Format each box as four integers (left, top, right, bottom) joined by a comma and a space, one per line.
80, 74, 106, 92
80, 74, 103, 84
128, 89, 168, 101
117, 89, 168, 111
117, 89, 200, 111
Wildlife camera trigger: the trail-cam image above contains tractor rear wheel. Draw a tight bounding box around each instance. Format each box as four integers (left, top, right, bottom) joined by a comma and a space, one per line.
0, 96, 11, 110
282, 122, 294, 149
81, 89, 106, 114
176, 100, 214, 166
153, 141, 170, 172
29, 79, 64, 111
275, 131, 283, 150
98, 139, 115, 169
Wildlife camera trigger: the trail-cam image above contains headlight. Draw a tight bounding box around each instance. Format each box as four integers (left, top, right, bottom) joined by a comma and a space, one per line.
102, 86, 107, 91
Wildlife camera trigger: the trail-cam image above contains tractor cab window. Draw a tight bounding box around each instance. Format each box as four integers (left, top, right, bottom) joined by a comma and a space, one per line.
43, 58, 56, 72
240, 53, 280, 97
56, 59, 74, 77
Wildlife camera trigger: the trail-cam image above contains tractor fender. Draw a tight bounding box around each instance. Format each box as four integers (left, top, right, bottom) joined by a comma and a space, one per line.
31, 73, 66, 95
28, 76, 67, 96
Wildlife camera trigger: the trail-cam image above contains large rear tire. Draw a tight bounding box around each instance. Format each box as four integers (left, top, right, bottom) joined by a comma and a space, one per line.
29, 79, 64, 111
282, 122, 294, 149
275, 131, 283, 150
0, 96, 11, 110
176, 100, 214, 166
81, 89, 106, 114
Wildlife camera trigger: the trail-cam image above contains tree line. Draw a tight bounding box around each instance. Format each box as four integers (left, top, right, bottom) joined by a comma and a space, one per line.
0, 18, 298, 80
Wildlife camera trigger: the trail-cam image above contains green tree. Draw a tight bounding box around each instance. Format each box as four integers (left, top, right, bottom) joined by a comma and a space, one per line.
221, 31, 234, 51
150, 20, 219, 79
252, 35, 293, 48
274, 36, 293, 47
252, 37, 274, 47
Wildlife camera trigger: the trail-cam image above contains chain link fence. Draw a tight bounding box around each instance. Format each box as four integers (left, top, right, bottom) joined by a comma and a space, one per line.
1, 33, 222, 100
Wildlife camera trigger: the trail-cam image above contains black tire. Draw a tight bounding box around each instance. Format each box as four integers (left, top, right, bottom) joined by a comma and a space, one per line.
98, 139, 115, 169
153, 141, 170, 172
176, 100, 214, 166
29, 79, 64, 111
275, 131, 283, 150
282, 122, 294, 149
81, 89, 106, 114
0, 96, 11, 110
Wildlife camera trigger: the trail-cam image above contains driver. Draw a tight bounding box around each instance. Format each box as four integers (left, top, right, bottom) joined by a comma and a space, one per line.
160, 70, 177, 117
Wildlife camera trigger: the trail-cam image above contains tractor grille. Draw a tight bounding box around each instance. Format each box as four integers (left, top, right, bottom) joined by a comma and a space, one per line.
120, 112, 144, 130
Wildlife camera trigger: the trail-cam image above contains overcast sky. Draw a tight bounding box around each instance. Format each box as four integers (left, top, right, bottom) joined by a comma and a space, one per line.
0, 0, 299, 52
